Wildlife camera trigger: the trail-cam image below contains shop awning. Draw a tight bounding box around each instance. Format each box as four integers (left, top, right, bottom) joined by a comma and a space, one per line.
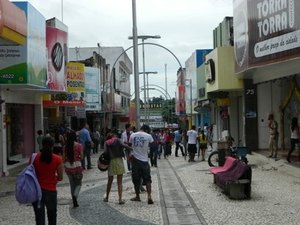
0, 0, 27, 45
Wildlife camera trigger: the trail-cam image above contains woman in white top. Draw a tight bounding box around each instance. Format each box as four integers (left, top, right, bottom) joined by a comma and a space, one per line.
287, 117, 300, 163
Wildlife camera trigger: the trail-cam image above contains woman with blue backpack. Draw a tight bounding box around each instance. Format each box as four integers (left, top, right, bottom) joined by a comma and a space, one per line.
32, 136, 63, 225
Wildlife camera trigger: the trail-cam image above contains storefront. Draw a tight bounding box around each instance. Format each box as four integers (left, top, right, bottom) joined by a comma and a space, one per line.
205, 46, 244, 144
0, 2, 47, 175
233, 0, 300, 150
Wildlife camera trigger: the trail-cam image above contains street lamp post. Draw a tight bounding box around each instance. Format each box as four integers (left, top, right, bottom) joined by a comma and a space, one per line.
129, 35, 161, 125
131, 0, 140, 129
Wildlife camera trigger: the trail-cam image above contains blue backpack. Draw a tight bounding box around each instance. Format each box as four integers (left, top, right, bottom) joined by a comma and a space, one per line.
15, 153, 42, 205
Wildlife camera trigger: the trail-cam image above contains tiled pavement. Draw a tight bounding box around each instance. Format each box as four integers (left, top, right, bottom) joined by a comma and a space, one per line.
1, 148, 300, 224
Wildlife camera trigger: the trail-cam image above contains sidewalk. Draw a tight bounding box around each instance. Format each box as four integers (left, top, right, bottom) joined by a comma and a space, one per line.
0, 152, 162, 225
1, 149, 300, 224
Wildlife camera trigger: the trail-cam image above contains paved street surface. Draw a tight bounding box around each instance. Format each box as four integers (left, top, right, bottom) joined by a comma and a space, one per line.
1, 148, 300, 225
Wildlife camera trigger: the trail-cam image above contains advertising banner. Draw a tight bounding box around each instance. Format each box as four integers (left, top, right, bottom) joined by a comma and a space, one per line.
43, 62, 85, 108
176, 85, 186, 115
234, 0, 300, 73
46, 26, 68, 91
0, 0, 27, 45
0, 2, 47, 86
85, 67, 100, 111
129, 101, 137, 127
66, 62, 85, 101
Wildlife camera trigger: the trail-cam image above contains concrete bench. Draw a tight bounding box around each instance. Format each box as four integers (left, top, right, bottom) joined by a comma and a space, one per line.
211, 159, 252, 199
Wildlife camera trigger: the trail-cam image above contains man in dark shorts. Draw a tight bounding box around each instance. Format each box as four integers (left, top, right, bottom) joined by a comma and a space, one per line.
129, 124, 154, 204
187, 125, 198, 162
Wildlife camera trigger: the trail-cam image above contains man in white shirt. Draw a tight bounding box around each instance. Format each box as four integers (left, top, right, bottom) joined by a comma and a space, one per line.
187, 125, 198, 162
129, 124, 154, 204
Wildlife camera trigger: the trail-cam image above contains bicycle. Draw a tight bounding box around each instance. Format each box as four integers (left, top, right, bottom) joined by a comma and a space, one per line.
208, 145, 248, 167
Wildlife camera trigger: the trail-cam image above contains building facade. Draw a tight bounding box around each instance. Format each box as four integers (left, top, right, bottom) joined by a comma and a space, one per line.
68, 47, 132, 131
233, 0, 300, 150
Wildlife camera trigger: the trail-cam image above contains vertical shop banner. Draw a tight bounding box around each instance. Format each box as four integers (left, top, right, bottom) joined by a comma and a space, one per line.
66, 62, 85, 103
85, 67, 100, 111
176, 85, 186, 115
46, 26, 68, 91
129, 101, 137, 128
0, 2, 47, 86
234, 0, 300, 73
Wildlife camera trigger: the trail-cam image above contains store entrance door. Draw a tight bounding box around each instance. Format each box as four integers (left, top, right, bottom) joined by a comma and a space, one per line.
6, 104, 34, 164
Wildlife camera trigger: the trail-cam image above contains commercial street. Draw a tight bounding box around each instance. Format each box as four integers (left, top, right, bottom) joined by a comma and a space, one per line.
1, 148, 300, 225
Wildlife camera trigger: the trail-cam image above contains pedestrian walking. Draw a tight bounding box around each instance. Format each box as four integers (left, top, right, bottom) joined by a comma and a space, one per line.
129, 124, 154, 204
207, 125, 214, 151
92, 128, 100, 154
121, 123, 133, 171
198, 130, 208, 161
157, 129, 164, 159
32, 136, 63, 225
174, 128, 185, 157
287, 117, 300, 162
63, 130, 84, 208
187, 125, 198, 162
268, 113, 279, 159
53, 129, 65, 155
103, 132, 131, 204
36, 130, 44, 152
149, 129, 160, 167
181, 129, 188, 157
78, 123, 93, 169
163, 129, 172, 158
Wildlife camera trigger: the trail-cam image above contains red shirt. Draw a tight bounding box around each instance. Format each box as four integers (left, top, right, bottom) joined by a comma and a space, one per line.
33, 153, 62, 192
164, 133, 172, 143
63, 142, 83, 174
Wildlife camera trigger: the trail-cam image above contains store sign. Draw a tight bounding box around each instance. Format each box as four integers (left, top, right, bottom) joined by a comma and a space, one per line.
65, 62, 85, 105
205, 59, 215, 83
46, 26, 68, 91
85, 67, 100, 111
217, 98, 231, 107
43, 100, 85, 107
140, 103, 162, 109
0, 2, 47, 86
234, 0, 300, 73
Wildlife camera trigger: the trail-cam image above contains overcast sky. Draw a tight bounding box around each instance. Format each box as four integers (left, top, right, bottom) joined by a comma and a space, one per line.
17, 0, 233, 98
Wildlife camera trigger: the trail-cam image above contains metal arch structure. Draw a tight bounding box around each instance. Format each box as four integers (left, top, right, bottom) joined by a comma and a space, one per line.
131, 86, 170, 100
142, 84, 172, 100
109, 42, 183, 100
109, 42, 183, 128
130, 84, 173, 100
110, 42, 183, 77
